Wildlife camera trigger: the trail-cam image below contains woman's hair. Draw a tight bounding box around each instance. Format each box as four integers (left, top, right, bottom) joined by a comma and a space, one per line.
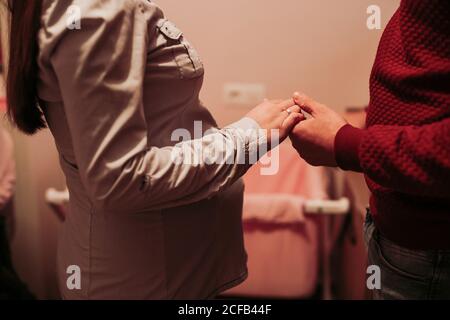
6, 0, 46, 134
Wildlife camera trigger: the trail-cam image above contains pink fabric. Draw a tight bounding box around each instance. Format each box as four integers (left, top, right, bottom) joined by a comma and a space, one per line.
244, 141, 327, 200
243, 194, 306, 224
0, 126, 15, 213
0, 97, 5, 112
226, 141, 327, 298
232, 220, 320, 298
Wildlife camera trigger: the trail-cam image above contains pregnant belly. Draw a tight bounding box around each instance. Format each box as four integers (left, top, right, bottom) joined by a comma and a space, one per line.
58, 178, 246, 299
163, 178, 245, 237
161, 179, 246, 297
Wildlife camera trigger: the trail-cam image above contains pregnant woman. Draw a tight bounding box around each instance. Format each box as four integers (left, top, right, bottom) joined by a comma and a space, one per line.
5, 0, 302, 299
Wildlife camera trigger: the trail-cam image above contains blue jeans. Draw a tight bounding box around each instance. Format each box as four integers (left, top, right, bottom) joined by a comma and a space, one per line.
364, 212, 450, 300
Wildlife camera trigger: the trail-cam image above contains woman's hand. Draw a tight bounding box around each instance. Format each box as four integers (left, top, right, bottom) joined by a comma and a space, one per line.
289, 92, 347, 167
246, 99, 305, 143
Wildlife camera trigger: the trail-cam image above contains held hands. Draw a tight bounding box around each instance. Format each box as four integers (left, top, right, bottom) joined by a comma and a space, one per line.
289, 92, 347, 167
245, 93, 347, 167
246, 99, 305, 143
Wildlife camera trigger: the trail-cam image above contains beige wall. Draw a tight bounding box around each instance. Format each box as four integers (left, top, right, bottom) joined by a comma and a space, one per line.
157, 0, 399, 125
2, 0, 400, 299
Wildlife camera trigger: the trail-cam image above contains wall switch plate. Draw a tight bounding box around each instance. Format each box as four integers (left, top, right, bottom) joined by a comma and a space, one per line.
223, 82, 266, 108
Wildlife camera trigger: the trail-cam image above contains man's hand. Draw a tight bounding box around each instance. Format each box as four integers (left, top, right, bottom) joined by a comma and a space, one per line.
289, 92, 347, 167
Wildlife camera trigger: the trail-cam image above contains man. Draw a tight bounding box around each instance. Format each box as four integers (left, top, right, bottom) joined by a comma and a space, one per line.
290, 0, 450, 299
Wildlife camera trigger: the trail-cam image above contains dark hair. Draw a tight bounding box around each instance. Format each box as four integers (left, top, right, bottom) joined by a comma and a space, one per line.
6, 0, 46, 134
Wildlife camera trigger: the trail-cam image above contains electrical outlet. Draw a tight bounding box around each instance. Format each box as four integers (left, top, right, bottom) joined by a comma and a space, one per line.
223, 82, 266, 108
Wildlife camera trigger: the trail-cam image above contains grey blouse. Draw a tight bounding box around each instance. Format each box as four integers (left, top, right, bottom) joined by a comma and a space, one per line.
37, 0, 267, 299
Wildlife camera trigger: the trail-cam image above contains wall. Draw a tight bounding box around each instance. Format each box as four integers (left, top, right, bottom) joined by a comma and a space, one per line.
2, 0, 400, 299
157, 0, 399, 125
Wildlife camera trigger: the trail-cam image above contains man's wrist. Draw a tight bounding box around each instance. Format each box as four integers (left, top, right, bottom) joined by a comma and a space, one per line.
334, 124, 364, 172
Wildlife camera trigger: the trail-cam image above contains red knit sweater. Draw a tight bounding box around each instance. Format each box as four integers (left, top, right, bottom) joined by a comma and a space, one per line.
335, 0, 450, 249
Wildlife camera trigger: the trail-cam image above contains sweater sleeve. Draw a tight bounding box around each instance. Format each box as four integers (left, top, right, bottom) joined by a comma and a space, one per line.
46, 0, 267, 213
334, 118, 450, 198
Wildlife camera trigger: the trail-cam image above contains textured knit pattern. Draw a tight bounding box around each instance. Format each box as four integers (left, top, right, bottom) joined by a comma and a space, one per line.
357, 0, 450, 249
